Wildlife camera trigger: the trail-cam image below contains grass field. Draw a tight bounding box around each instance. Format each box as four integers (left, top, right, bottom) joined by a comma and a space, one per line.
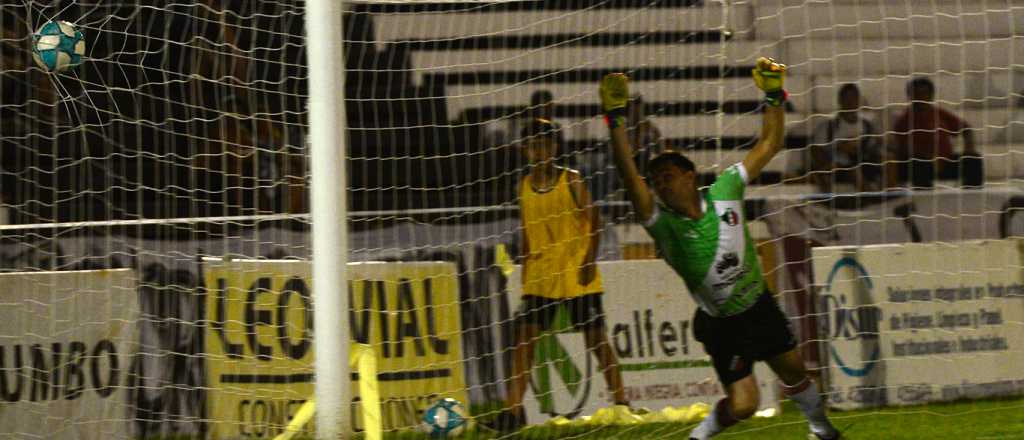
368, 396, 1024, 440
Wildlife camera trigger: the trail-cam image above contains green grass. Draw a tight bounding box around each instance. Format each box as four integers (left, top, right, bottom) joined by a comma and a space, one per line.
353, 396, 1024, 440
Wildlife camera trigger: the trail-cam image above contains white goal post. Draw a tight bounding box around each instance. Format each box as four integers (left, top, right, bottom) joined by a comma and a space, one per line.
306, 0, 351, 438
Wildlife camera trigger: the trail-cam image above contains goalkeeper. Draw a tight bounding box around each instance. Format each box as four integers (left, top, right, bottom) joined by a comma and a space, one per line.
600, 58, 839, 440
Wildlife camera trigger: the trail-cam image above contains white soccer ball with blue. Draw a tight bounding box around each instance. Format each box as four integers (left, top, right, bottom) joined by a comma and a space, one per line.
32, 20, 85, 73
420, 398, 470, 438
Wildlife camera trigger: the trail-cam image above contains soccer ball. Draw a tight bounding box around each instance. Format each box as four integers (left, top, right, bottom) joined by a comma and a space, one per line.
32, 20, 85, 73
420, 398, 469, 438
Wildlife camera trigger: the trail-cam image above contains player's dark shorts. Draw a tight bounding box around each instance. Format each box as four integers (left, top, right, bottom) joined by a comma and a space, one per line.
693, 291, 798, 387
516, 293, 606, 331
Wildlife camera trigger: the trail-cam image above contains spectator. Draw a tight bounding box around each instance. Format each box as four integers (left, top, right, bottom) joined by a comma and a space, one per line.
626, 94, 667, 178
524, 90, 570, 165
889, 77, 982, 188
190, 112, 252, 216
480, 89, 557, 149
996, 91, 1024, 144
191, 99, 308, 216
529, 89, 556, 120
250, 110, 308, 214
1, 27, 60, 223
806, 84, 884, 192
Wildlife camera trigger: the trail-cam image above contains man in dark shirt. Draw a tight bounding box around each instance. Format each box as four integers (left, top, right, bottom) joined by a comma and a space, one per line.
889, 77, 982, 188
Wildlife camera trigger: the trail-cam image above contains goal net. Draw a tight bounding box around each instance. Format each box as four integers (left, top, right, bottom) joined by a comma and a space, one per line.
1, 0, 1023, 439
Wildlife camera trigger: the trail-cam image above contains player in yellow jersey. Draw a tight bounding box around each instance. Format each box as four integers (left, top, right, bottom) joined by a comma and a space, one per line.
491, 118, 628, 432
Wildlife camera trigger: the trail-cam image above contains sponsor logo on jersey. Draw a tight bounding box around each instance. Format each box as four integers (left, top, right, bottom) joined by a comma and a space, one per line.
720, 208, 739, 226
715, 252, 739, 274
711, 266, 749, 292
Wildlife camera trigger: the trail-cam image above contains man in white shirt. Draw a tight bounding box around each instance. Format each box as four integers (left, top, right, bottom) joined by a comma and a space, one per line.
804, 84, 883, 192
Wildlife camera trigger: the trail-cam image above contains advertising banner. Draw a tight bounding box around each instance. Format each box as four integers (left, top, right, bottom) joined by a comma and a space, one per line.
0, 269, 139, 440
762, 188, 1024, 370
507, 260, 779, 422
813, 240, 1024, 409
204, 259, 468, 439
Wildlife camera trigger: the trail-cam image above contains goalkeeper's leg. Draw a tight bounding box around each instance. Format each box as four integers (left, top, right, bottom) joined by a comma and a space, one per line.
689, 375, 760, 440
767, 349, 840, 440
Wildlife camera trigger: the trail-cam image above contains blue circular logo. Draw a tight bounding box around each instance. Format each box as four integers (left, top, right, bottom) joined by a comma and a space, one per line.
822, 257, 881, 377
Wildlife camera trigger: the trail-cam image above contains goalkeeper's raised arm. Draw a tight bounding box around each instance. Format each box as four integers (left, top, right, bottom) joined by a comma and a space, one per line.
600, 72, 656, 221
600, 57, 787, 222
741, 57, 787, 182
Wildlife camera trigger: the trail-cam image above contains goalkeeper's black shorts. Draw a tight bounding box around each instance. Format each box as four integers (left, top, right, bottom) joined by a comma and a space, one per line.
693, 291, 798, 387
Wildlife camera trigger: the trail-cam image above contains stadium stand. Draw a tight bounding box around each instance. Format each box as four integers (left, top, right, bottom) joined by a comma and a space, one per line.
372, 3, 745, 45
369, 0, 1024, 193
5, 0, 1024, 222
753, 1, 1023, 41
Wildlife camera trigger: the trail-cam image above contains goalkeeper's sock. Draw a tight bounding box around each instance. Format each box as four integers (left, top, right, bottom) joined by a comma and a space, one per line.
783, 377, 838, 439
689, 398, 737, 440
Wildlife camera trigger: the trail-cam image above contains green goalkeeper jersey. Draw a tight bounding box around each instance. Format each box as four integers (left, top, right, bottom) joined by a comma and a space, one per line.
643, 163, 764, 317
